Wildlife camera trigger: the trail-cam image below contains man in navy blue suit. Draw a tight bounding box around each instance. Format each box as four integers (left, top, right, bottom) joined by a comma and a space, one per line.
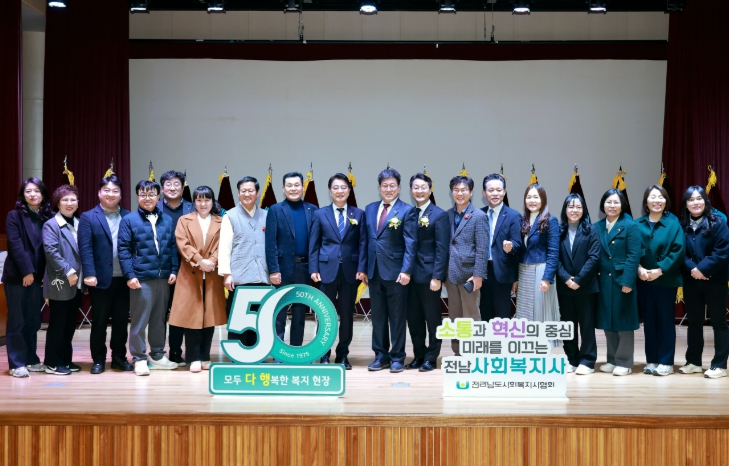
479, 173, 523, 321
266, 172, 318, 348
309, 173, 368, 369
78, 175, 134, 374
157, 170, 195, 367
365, 168, 418, 373
405, 174, 449, 372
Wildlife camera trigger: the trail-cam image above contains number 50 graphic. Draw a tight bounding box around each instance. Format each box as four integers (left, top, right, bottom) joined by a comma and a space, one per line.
221, 285, 339, 365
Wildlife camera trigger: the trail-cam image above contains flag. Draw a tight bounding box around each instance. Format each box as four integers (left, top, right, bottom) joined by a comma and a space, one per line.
612, 166, 632, 218
707, 165, 727, 216
568, 165, 589, 218
355, 282, 367, 304
303, 166, 320, 208
148, 161, 155, 182
182, 170, 192, 203
423, 166, 436, 205
458, 163, 469, 177
104, 158, 115, 179
529, 164, 538, 186
218, 167, 235, 210
63, 156, 75, 186
501, 164, 510, 207
657, 162, 676, 215
346, 162, 358, 208
259, 164, 277, 209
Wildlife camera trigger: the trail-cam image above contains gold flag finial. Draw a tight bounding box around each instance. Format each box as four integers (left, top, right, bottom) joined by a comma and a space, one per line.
269, 163, 272, 174
62, 155, 75, 186
104, 157, 115, 178
458, 164, 469, 177
219, 165, 230, 185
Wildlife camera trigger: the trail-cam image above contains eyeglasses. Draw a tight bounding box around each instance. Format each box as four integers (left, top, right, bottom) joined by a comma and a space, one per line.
239, 189, 257, 195
138, 193, 158, 199
380, 184, 399, 190
452, 189, 471, 195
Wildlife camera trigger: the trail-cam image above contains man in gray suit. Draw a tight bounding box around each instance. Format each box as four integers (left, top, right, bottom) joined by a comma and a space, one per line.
444, 176, 488, 356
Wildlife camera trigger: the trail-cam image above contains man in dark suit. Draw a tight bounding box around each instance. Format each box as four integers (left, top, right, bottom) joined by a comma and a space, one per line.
266, 172, 318, 347
309, 173, 368, 369
404, 174, 449, 372
364, 168, 418, 373
479, 173, 523, 321
157, 170, 195, 367
78, 175, 134, 374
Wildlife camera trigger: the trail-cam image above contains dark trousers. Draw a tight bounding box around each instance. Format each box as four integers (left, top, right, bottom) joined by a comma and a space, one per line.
320, 265, 358, 360
44, 290, 82, 367
684, 279, 729, 369
185, 327, 215, 362
4, 281, 43, 369
406, 282, 443, 362
88, 277, 130, 363
637, 281, 677, 365
167, 283, 185, 358
479, 261, 514, 321
558, 292, 598, 368
225, 283, 261, 347
369, 266, 408, 363
275, 262, 311, 347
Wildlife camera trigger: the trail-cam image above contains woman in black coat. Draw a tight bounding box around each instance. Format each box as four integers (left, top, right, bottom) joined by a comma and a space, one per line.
678, 186, 729, 379
3, 178, 53, 378
557, 193, 601, 375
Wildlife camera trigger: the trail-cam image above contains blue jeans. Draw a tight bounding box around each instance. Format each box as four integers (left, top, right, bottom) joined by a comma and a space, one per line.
4, 282, 44, 369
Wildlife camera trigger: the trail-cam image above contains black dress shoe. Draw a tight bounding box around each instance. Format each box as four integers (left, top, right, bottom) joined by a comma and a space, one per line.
405, 358, 424, 370
368, 359, 390, 371
90, 362, 105, 374
335, 356, 352, 370
419, 360, 436, 372
110, 357, 134, 372
320, 356, 330, 364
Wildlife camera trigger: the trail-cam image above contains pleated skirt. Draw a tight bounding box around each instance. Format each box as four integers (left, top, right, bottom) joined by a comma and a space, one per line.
515, 262, 562, 348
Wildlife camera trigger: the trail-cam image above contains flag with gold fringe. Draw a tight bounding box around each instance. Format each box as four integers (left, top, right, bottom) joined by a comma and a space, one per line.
63, 156, 75, 186
103, 158, 115, 179
458, 163, 469, 177
346, 162, 358, 208
611, 166, 633, 218
528, 164, 538, 186
148, 161, 155, 182
303, 164, 320, 208
423, 166, 436, 205
657, 162, 676, 215
568, 164, 589, 219
182, 170, 192, 203
259, 164, 278, 209
218, 166, 235, 210
501, 164, 510, 207
707, 165, 727, 218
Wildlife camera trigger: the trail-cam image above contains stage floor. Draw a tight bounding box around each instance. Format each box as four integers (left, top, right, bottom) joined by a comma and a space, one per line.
2, 317, 729, 420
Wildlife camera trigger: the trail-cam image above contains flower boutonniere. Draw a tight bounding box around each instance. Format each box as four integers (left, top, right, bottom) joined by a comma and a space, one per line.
464, 214, 470, 220
348, 217, 358, 226
418, 215, 430, 228
262, 226, 266, 232
388, 217, 402, 230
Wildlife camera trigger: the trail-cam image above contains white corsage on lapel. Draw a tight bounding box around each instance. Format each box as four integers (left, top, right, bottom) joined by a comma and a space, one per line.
418, 215, 430, 228
388, 217, 402, 230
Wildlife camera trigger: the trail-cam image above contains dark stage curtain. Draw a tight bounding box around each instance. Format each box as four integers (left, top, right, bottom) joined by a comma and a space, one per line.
43, 0, 131, 211
0, 0, 22, 235
662, 0, 729, 215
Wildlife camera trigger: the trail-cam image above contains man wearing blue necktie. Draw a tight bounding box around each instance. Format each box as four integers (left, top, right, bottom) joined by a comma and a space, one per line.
309, 174, 368, 369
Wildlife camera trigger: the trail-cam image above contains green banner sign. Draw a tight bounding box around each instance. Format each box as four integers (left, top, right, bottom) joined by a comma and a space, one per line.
209, 363, 345, 396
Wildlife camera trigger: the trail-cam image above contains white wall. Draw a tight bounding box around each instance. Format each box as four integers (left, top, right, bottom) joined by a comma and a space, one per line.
129, 58, 666, 216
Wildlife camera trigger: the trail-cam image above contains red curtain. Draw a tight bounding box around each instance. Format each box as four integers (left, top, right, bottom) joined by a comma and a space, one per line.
0, 0, 22, 235
662, 0, 729, 214
43, 0, 131, 211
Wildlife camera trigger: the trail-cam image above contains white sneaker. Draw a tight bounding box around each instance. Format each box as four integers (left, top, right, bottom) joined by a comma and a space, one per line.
575, 364, 595, 375
704, 367, 727, 379
147, 356, 178, 370
599, 363, 615, 373
134, 360, 150, 376
26, 364, 46, 372
612, 366, 632, 376
566, 365, 578, 373
201, 361, 211, 370
678, 363, 703, 374
190, 361, 202, 373
643, 363, 658, 375
10, 367, 30, 378
654, 364, 674, 376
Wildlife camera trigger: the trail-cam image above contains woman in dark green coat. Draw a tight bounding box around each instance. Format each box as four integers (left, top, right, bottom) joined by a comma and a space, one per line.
595, 189, 641, 376
635, 184, 685, 377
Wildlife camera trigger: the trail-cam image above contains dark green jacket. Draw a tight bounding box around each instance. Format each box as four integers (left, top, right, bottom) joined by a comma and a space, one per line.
635, 212, 685, 288
595, 215, 641, 332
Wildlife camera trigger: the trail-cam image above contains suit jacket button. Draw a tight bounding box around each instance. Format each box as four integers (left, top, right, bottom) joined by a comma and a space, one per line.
611, 241, 615, 244
452, 240, 456, 245
608, 273, 611, 276
608, 256, 611, 259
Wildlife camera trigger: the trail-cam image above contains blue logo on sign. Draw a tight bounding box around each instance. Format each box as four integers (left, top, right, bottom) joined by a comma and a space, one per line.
456, 381, 469, 390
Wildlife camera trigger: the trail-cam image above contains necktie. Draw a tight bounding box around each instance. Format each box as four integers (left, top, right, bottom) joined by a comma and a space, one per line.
416, 207, 422, 218
454, 211, 462, 230
377, 203, 391, 232
337, 207, 345, 238
488, 209, 495, 259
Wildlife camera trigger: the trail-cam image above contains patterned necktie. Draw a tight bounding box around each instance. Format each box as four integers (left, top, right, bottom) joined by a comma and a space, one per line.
488, 209, 495, 259
377, 203, 391, 232
337, 207, 345, 238
454, 211, 462, 230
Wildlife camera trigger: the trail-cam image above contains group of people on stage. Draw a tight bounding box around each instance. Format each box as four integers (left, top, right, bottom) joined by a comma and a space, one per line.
4, 167, 729, 380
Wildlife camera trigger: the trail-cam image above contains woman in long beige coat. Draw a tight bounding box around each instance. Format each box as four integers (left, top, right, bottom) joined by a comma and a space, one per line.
170, 186, 227, 373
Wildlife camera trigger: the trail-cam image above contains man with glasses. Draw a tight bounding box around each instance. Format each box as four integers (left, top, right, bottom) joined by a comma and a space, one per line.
157, 170, 195, 367
78, 175, 134, 374
405, 173, 449, 372
364, 168, 418, 373
266, 172, 318, 349
119, 180, 179, 376
309, 173, 368, 369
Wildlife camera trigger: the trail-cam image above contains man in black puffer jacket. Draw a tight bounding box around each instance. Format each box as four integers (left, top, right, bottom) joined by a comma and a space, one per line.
118, 180, 180, 376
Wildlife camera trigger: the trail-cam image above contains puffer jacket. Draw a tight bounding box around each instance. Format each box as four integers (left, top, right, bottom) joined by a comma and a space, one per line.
118, 207, 179, 281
